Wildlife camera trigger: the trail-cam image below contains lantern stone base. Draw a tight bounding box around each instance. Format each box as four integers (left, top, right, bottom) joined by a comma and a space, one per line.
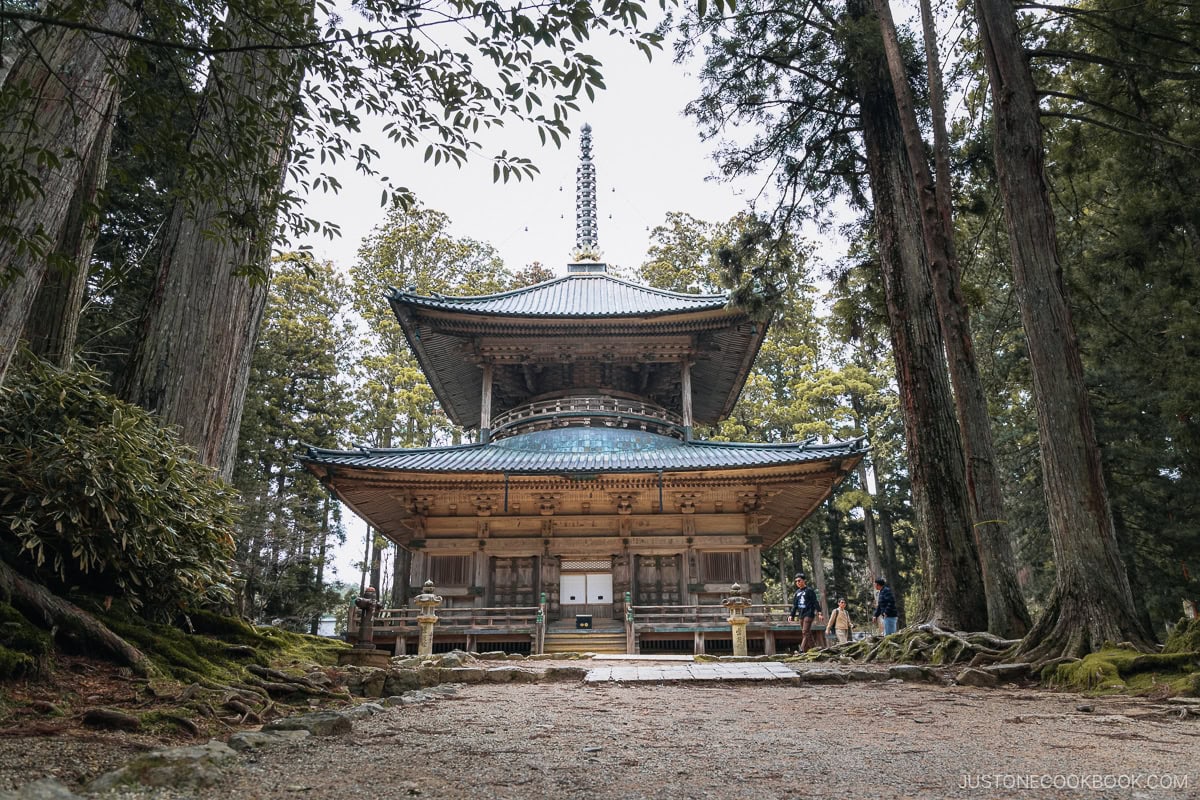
338, 647, 391, 668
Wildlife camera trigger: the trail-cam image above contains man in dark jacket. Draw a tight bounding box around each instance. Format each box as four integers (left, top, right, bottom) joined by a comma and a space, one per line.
789, 573, 823, 651
873, 577, 899, 635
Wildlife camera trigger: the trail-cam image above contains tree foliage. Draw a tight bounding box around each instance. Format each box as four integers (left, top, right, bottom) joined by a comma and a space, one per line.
0, 357, 238, 616
0, 0, 677, 277
234, 253, 355, 628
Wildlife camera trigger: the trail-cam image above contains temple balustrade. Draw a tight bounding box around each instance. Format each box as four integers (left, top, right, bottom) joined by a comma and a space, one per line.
347, 601, 827, 655
489, 394, 684, 441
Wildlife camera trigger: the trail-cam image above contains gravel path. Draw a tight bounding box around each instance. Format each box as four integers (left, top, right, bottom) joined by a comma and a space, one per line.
23, 679, 1195, 800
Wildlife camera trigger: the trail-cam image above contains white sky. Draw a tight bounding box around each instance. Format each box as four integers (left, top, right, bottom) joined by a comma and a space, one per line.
295, 34, 769, 278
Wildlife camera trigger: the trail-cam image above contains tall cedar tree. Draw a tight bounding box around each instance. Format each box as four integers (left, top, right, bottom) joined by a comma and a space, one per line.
972, 0, 1154, 657
119, 1, 311, 478
872, 0, 1029, 636
0, 1, 139, 383
679, 0, 987, 628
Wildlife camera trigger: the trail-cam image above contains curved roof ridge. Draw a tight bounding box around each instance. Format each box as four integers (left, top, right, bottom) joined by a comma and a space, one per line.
302, 434, 866, 474
684, 437, 860, 450
575, 271, 728, 303
306, 442, 487, 458
387, 272, 730, 317
388, 273, 578, 304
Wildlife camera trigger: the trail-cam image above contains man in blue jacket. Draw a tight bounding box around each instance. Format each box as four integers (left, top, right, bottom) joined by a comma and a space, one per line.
873, 577, 899, 635
788, 573, 823, 651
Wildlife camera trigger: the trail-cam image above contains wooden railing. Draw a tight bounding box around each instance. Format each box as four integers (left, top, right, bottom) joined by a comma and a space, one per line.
490, 395, 684, 439
350, 606, 541, 636
631, 604, 795, 626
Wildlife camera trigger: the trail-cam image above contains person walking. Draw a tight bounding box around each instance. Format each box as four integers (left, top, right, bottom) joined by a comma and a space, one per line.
788, 573, 823, 651
872, 577, 899, 635
825, 597, 855, 644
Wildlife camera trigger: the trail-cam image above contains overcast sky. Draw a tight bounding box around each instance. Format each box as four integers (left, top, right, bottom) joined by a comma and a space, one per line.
294, 31, 770, 279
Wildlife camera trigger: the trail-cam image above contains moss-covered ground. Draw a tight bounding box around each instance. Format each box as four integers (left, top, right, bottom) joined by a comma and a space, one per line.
1049, 617, 1200, 697
0, 600, 350, 739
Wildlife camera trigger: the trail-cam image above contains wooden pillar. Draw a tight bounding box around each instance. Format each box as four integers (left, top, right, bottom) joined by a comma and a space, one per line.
410, 551, 427, 593
747, 544, 763, 603
475, 546, 488, 608
683, 543, 697, 605
480, 362, 494, 443
680, 359, 693, 441
541, 555, 558, 618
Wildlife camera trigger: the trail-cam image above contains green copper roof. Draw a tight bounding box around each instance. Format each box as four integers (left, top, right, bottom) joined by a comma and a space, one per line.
304, 429, 864, 475
388, 273, 728, 318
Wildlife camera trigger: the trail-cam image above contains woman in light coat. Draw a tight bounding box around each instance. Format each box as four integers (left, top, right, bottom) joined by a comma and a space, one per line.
825, 597, 855, 644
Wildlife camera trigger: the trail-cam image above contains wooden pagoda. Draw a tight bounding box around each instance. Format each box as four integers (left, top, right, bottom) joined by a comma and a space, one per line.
303, 125, 864, 655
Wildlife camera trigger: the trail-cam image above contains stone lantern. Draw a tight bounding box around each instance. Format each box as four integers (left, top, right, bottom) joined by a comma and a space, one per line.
354, 586, 380, 647
413, 580, 444, 657
337, 586, 389, 667
722, 583, 753, 657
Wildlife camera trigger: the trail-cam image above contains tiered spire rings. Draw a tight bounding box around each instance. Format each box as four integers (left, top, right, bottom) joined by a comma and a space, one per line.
573, 123, 602, 262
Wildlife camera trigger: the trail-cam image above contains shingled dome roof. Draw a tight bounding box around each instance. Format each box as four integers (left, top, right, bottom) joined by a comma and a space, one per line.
388, 272, 728, 318
388, 272, 767, 429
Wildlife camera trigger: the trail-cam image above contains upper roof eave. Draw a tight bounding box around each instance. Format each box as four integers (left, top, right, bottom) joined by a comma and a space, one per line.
387, 272, 731, 320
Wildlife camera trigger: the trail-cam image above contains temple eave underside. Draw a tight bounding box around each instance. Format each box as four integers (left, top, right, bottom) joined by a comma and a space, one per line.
315, 460, 855, 552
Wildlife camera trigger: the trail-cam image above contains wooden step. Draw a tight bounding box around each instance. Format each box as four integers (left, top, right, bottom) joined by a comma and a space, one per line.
543, 632, 628, 654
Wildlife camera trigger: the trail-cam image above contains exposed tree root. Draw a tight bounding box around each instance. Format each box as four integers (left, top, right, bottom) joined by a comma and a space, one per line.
0, 560, 156, 677
1015, 588, 1156, 673
808, 624, 1020, 666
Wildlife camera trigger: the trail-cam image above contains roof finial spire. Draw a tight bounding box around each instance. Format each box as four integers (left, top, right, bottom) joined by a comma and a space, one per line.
571, 123, 604, 267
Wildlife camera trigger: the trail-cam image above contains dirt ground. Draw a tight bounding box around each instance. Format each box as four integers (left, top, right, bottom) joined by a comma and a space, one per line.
4, 677, 1198, 799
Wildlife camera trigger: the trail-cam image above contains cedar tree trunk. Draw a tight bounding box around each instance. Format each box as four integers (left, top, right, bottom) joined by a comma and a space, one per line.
0, 1, 138, 384
23, 94, 117, 367
119, 5, 308, 478
875, 0, 1030, 637
847, 0, 988, 631
973, 0, 1153, 656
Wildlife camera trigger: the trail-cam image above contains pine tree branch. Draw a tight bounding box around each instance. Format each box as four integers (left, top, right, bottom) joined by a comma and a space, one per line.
1040, 109, 1199, 153
1028, 46, 1200, 77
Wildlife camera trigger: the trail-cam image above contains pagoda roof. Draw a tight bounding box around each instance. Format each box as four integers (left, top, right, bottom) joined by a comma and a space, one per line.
304, 429, 863, 475
388, 272, 768, 428
302, 428, 865, 548
388, 272, 729, 318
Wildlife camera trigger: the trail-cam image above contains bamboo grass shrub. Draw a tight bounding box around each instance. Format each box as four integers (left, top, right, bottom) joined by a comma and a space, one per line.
0, 357, 238, 617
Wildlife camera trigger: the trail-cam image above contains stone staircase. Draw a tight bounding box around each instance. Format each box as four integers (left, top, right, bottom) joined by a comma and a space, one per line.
543, 619, 628, 654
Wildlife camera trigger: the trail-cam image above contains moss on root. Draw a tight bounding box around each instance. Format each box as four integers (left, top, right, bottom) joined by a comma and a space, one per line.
0, 644, 36, 679
1164, 617, 1200, 654
1050, 645, 1200, 697
102, 614, 347, 683
0, 601, 52, 678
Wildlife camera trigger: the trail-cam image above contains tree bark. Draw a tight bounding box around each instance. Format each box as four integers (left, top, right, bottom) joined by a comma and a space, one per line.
973, 0, 1153, 656
858, 461, 882, 582
0, 1, 138, 384
118, 4, 307, 478
878, 508, 906, 626
23, 93, 116, 368
809, 523, 828, 614
847, 0, 988, 631
874, 0, 1030, 637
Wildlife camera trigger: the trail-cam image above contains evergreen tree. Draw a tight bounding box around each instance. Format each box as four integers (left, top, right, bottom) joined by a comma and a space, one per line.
234, 253, 354, 629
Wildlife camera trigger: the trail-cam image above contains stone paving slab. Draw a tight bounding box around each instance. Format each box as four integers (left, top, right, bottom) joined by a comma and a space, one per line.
584, 661, 797, 683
